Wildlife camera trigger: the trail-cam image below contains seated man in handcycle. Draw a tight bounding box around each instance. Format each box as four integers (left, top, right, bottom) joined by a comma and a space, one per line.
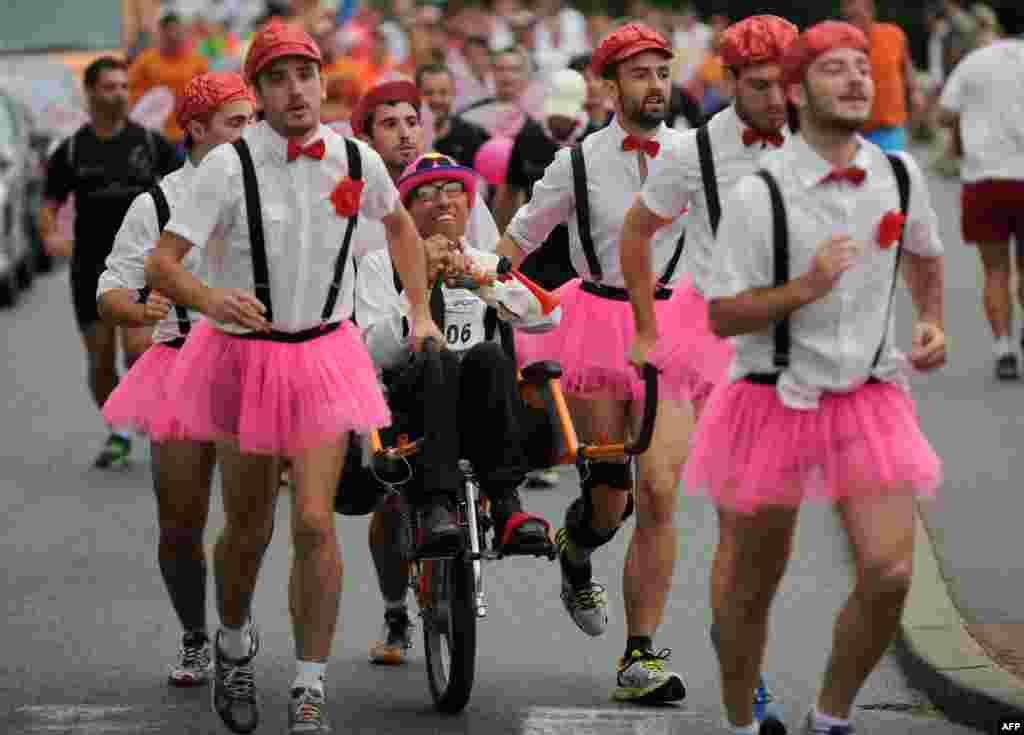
353, 152, 562, 662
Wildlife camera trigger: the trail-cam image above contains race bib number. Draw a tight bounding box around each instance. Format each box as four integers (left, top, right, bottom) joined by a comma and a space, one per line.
444, 291, 487, 352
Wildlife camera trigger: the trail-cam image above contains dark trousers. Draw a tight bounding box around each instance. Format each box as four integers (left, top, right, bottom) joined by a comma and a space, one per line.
386, 342, 553, 505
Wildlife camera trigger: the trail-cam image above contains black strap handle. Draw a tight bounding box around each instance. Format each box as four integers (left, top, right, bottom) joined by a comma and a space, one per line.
755, 170, 791, 369
659, 230, 686, 285
697, 124, 721, 237
148, 185, 191, 335
233, 139, 273, 323
322, 138, 362, 322
872, 154, 910, 369
570, 144, 602, 282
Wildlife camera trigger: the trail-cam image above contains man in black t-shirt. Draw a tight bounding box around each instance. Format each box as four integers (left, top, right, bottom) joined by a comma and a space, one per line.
495, 69, 590, 292
39, 56, 180, 469
416, 64, 490, 170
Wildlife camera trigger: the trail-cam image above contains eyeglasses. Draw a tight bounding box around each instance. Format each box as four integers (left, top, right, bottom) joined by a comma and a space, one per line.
412, 180, 466, 203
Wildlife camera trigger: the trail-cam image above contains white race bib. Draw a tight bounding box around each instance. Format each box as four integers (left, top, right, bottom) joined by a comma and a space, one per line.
443, 289, 488, 353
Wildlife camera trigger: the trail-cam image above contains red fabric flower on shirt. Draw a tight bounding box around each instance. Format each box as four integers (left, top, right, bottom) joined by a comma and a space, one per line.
330, 177, 364, 218
877, 210, 907, 249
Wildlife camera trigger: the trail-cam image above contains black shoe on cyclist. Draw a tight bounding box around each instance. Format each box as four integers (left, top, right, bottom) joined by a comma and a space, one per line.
416, 499, 462, 556
490, 492, 552, 554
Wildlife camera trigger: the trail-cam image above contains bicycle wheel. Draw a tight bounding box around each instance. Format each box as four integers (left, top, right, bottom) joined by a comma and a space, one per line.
423, 555, 477, 713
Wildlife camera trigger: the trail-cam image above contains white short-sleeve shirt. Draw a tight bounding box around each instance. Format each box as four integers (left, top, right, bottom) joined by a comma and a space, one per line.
505, 117, 689, 289
706, 134, 943, 409
641, 105, 789, 295
939, 40, 1024, 184
98, 159, 204, 344
165, 122, 400, 333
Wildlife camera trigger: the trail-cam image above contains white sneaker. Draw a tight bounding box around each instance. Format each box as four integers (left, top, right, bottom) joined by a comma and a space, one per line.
612, 648, 686, 703
556, 528, 608, 636
167, 632, 211, 686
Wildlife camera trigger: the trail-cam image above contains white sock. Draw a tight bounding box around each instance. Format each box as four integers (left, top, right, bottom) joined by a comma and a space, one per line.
218, 622, 252, 660
812, 707, 849, 732
293, 660, 327, 693
995, 336, 1013, 357
723, 720, 759, 735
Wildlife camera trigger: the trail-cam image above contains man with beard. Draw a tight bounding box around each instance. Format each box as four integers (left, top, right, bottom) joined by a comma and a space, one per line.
349, 79, 500, 260
40, 56, 180, 470
494, 24, 692, 704
685, 22, 945, 734
144, 20, 442, 734
417, 63, 491, 169
619, 16, 798, 725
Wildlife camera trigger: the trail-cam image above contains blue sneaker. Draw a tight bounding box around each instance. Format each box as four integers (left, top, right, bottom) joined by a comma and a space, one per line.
711, 625, 783, 726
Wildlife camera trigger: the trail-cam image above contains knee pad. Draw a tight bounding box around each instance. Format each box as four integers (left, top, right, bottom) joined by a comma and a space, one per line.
159, 527, 203, 550
581, 461, 635, 522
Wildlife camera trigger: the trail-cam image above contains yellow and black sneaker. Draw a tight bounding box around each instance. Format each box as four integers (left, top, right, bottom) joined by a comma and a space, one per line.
612, 647, 686, 704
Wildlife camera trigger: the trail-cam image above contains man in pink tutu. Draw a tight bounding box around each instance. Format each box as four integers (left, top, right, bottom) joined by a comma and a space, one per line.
97, 71, 258, 691
685, 21, 946, 735
144, 18, 442, 735
494, 23, 692, 704
619, 15, 799, 725
356, 152, 559, 664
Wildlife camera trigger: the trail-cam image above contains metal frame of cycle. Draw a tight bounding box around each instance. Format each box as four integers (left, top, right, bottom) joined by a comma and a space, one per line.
367, 357, 660, 714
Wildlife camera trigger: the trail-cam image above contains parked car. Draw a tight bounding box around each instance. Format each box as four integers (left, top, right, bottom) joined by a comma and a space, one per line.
0, 85, 37, 307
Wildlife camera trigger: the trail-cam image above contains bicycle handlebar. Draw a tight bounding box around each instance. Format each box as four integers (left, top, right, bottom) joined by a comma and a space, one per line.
575, 363, 659, 460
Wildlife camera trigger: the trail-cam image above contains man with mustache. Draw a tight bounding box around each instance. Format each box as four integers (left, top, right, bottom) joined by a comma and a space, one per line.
144, 19, 441, 734
685, 22, 945, 735
494, 23, 692, 704
355, 152, 557, 664
40, 56, 180, 471
619, 16, 798, 725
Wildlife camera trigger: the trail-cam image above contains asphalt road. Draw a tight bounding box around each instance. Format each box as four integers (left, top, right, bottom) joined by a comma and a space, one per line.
0, 246, 977, 733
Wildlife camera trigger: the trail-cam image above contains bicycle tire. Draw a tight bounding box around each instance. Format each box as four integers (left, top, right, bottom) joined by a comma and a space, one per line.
423, 556, 477, 713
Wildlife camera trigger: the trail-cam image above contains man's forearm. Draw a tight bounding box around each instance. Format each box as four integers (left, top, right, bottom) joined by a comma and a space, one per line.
385, 207, 430, 316
496, 235, 526, 270
902, 252, 943, 327
144, 250, 212, 314
98, 289, 148, 327
620, 204, 661, 338
494, 184, 524, 232
708, 276, 817, 338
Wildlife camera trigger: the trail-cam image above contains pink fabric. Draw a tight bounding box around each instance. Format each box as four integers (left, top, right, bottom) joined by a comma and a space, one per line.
514, 278, 700, 402
155, 320, 390, 455
648, 278, 733, 407
684, 380, 942, 514
102, 343, 186, 439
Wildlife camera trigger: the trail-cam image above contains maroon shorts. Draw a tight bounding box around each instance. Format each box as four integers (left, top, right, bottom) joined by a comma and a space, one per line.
961, 179, 1024, 244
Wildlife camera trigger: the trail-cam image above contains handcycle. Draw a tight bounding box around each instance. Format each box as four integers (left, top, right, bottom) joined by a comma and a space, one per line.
362, 344, 661, 714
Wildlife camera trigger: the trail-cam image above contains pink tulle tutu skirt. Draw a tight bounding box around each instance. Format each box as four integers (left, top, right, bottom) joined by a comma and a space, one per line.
514, 278, 700, 402
102, 342, 186, 439
155, 320, 390, 455
648, 279, 733, 407
684, 379, 942, 514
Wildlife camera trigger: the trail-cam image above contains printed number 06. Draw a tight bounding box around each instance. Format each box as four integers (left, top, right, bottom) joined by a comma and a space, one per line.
446, 324, 472, 344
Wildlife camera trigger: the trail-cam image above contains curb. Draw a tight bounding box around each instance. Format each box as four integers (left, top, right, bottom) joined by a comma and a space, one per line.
896, 503, 1024, 733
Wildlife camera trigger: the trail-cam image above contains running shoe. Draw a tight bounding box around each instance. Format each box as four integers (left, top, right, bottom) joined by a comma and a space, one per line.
368, 608, 413, 665
801, 711, 854, 734
612, 647, 686, 703
711, 625, 784, 724
996, 353, 1019, 380
211, 627, 260, 734
94, 434, 131, 469
168, 631, 211, 686
288, 687, 332, 734
556, 527, 608, 636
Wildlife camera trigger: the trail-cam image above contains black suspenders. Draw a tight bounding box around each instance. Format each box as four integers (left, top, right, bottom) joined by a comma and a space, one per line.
146, 185, 191, 336
750, 153, 912, 382
570, 142, 685, 285
696, 124, 721, 237
232, 137, 363, 327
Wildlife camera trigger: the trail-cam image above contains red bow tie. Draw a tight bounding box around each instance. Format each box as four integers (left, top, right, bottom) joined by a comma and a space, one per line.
821, 167, 867, 186
622, 135, 660, 158
287, 138, 326, 162
742, 128, 785, 148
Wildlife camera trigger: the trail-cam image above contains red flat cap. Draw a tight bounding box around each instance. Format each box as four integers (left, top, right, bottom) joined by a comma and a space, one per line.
244, 18, 323, 84
719, 15, 800, 70
591, 22, 672, 77
351, 79, 421, 138
176, 72, 254, 130
782, 21, 870, 85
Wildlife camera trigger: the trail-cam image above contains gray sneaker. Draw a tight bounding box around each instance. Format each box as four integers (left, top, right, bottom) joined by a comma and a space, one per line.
802, 710, 854, 734
211, 627, 260, 734
168, 632, 211, 686
612, 647, 686, 703
555, 528, 608, 636
289, 687, 332, 734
